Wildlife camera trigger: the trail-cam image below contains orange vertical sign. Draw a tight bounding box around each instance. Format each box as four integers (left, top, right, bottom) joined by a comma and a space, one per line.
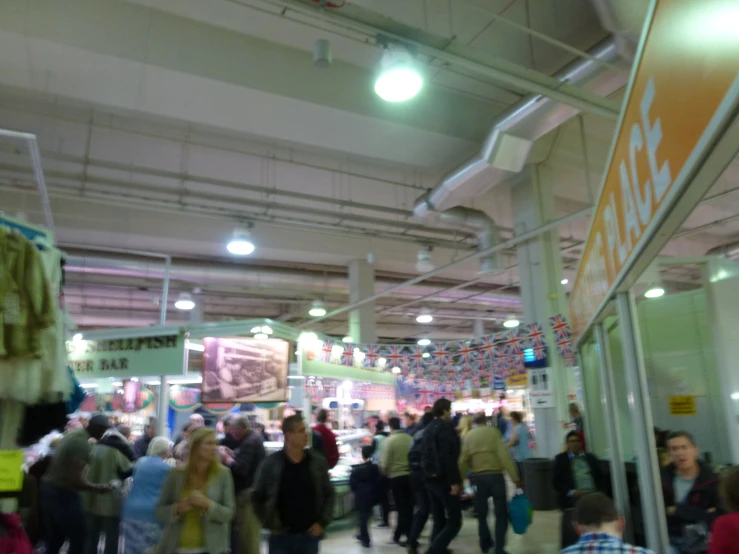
569, 0, 739, 340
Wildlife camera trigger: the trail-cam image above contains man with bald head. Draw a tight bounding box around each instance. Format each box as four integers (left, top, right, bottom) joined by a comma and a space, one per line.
174, 413, 205, 447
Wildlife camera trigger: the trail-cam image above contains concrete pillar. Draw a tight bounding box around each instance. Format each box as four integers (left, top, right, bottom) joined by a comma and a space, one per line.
189, 293, 204, 323
511, 165, 573, 458
348, 259, 377, 343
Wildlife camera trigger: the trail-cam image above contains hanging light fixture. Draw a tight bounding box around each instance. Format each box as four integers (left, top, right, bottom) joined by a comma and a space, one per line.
416, 307, 433, 324
417, 338, 431, 346
309, 300, 327, 317
374, 44, 423, 102
503, 317, 520, 328
175, 292, 195, 311
342, 336, 354, 343
226, 227, 255, 256
416, 245, 435, 273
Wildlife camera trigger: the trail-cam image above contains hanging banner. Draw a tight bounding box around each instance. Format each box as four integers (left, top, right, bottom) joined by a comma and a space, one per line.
77, 388, 155, 413
68, 334, 185, 378
569, 0, 739, 341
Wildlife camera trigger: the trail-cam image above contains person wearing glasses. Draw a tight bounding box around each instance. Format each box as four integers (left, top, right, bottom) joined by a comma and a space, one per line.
553, 431, 607, 549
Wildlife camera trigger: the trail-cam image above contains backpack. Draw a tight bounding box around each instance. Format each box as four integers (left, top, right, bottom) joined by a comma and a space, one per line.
408, 428, 426, 473
421, 420, 441, 478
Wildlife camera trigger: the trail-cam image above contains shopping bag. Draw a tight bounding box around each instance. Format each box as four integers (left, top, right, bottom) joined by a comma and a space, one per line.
509, 491, 533, 535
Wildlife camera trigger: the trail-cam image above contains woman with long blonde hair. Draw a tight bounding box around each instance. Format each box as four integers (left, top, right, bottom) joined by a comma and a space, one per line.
157, 428, 234, 554
456, 415, 473, 440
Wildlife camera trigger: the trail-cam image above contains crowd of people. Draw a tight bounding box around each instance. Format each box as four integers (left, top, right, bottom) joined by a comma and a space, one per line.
12, 399, 739, 554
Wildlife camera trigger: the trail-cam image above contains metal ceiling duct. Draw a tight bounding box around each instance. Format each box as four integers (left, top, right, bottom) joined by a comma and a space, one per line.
436, 207, 500, 273
413, 37, 627, 219
706, 241, 739, 258
589, 0, 650, 60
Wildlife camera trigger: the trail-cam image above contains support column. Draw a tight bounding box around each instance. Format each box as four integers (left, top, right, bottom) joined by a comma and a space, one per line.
348, 259, 377, 343
473, 318, 485, 338
511, 165, 572, 458
616, 292, 669, 553
595, 323, 632, 542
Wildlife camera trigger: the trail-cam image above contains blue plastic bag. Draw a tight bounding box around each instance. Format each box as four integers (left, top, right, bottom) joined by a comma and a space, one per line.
509, 492, 533, 535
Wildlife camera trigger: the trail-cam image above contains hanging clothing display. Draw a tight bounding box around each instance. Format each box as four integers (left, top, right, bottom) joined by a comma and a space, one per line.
0, 226, 72, 404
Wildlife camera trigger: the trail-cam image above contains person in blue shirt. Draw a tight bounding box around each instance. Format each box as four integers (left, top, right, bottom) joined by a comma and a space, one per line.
561, 492, 654, 554
121, 437, 173, 554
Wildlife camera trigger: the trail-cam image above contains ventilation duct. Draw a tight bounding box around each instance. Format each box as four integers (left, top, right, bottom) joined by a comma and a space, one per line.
413, 38, 626, 219
706, 242, 739, 258
589, 0, 650, 60
435, 207, 500, 274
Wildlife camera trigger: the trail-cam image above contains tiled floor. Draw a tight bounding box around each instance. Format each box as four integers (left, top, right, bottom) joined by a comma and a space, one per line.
321, 510, 562, 554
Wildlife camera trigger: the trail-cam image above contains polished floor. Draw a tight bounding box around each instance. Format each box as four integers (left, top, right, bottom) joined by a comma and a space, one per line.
321, 510, 562, 554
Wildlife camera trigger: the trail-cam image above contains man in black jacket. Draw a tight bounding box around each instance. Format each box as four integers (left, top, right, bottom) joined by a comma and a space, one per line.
407, 412, 434, 554
220, 415, 266, 554
350, 445, 381, 548
252, 414, 334, 554
132, 419, 156, 460
660, 431, 720, 551
421, 398, 462, 554
553, 431, 607, 548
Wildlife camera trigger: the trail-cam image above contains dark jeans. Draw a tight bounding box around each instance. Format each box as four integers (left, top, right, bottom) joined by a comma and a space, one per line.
84, 515, 120, 554
269, 533, 320, 554
357, 508, 372, 545
426, 479, 462, 554
41, 483, 86, 554
378, 476, 390, 525
390, 475, 413, 542
560, 508, 579, 549
408, 473, 430, 548
473, 473, 508, 554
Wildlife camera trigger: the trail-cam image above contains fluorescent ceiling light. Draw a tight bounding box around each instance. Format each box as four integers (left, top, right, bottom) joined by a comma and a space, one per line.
145, 380, 161, 385
226, 227, 255, 256
417, 338, 431, 346
374, 46, 423, 102
309, 300, 327, 317
561, 278, 569, 285
288, 375, 305, 380
503, 318, 520, 328
644, 287, 665, 299
175, 292, 195, 311
342, 336, 353, 343
81, 383, 99, 389
169, 376, 203, 385
185, 341, 205, 352
254, 333, 269, 340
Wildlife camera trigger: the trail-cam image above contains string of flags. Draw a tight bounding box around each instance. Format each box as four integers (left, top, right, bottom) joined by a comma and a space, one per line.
312, 314, 576, 388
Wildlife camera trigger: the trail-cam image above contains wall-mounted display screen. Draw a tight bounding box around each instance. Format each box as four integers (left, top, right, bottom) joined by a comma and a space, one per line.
201, 337, 289, 403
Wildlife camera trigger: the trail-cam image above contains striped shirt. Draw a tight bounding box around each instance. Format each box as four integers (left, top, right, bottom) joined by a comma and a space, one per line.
561, 533, 655, 554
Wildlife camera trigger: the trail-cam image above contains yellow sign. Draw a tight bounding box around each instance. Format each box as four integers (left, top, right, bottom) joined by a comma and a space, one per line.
569, 0, 739, 340
506, 373, 528, 388
669, 395, 696, 416
0, 450, 24, 492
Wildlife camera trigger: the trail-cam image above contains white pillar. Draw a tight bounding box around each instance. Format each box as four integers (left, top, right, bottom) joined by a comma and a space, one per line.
348, 259, 377, 343
511, 165, 572, 458
473, 318, 485, 338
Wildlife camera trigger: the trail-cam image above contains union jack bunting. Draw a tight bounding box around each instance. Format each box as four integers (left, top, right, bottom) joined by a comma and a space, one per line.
362, 344, 383, 368
557, 338, 574, 360
341, 346, 354, 366
549, 314, 572, 342
477, 334, 498, 360
384, 344, 408, 368
455, 340, 479, 367
320, 340, 334, 363
502, 329, 525, 357
431, 342, 452, 367
526, 322, 546, 347
407, 345, 426, 369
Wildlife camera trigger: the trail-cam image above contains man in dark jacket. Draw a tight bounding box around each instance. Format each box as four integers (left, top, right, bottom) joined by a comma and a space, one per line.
350, 445, 381, 548
553, 431, 607, 549
220, 415, 266, 554
99, 426, 135, 464
660, 431, 720, 550
422, 398, 462, 554
132, 420, 156, 460
407, 412, 434, 554
252, 414, 334, 554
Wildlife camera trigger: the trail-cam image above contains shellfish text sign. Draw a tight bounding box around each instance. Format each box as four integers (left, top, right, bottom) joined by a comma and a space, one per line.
569, 0, 739, 339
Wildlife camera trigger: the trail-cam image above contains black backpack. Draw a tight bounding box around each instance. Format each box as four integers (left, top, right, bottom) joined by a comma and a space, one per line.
408, 427, 425, 473
420, 419, 441, 477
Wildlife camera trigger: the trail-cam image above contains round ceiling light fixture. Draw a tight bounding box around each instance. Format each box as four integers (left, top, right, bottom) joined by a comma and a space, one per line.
374, 45, 423, 102
416, 313, 434, 324
644, 286, 665, 299
417, 338, 431, 346
561, 278, 569, 285
503, 317, 520, 328
226, 227, 255, 256
309, 300, 327, 317
174, 292, 195, 311
342, 336, 354, 343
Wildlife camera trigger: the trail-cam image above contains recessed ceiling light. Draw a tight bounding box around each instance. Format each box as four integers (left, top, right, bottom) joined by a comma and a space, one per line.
226, 227, 255, 256
309, 300, 327, 317
175, 292, 195, 311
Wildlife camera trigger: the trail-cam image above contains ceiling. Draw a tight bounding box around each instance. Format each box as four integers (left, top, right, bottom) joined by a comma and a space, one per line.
0, 0, 737, 341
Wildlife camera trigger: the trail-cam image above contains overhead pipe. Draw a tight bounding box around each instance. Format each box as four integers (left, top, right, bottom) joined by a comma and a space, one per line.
589, 0, 649, 61
413, 39, 626, 222
435, 206, 500, 273
706, 241, 739, 258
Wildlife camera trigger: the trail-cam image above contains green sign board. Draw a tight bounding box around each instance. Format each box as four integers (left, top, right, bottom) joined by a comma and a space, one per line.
69, 334, 185, 378
301, 356, 396, 386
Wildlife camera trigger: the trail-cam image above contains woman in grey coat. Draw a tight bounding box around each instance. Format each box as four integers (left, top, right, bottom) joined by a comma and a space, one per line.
156, 428, 235, 554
